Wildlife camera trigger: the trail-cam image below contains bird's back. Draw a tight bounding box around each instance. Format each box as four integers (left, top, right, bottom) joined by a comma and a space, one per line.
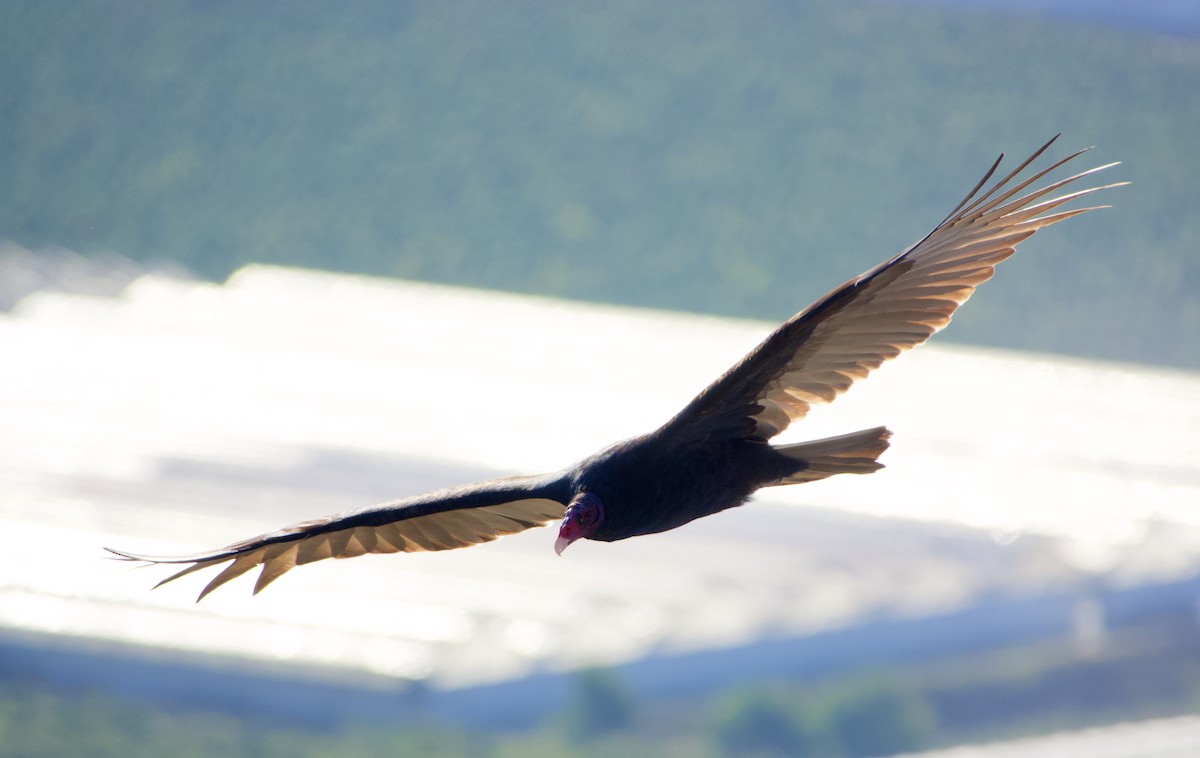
575, 433, 796, 541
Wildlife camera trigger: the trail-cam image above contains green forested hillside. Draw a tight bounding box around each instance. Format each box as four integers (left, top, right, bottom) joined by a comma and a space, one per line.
2, 0, 1197, 367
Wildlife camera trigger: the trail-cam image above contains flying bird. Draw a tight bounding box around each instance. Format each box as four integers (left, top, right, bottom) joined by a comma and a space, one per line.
109, 136, 1121, 601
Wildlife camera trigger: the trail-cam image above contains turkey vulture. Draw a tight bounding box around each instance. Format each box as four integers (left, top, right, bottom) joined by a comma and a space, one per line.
109, 136, 1121, 601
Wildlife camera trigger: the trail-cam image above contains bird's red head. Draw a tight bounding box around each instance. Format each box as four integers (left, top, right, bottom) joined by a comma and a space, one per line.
555, 493, 605, 555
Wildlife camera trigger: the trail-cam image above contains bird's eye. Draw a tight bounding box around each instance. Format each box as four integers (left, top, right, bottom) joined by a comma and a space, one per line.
577, 507, 596, 526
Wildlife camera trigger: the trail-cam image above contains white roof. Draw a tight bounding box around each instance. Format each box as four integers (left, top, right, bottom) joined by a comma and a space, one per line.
901, 715, 1200, 758
1, 264, 1197, 687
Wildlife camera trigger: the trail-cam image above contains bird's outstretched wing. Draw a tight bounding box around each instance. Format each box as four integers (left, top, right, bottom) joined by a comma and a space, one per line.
661, 136, 1124, 444
107, 474, 569, 601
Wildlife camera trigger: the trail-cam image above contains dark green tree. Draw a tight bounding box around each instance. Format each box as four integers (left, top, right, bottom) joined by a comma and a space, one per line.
562, 668, 636, 744
827, 678, 936, 757
710, 689, 824, 757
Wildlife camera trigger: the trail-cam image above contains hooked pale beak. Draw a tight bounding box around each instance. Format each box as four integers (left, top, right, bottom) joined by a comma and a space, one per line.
554, 524, 578, 556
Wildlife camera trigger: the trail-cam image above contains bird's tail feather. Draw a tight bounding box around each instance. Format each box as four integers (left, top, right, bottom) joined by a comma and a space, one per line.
767, 426, 892, 485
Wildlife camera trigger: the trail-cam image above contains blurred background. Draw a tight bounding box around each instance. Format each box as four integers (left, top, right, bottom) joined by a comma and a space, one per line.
1, 1, 1198, 756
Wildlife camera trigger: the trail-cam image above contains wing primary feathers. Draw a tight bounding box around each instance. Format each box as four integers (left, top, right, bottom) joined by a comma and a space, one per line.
933, 133, 1062, 230
154, 559, 224, 589
936, 151, 1006, 228
106, 476, 569, 599
1004, 181, 1128, 226
966, 154, 1108, 226
660, 136, 1121, 444
1017, 205, 1111, 231
253, 543, 300, 595
197, 551, 264, 602
955, 136, 1073, 223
